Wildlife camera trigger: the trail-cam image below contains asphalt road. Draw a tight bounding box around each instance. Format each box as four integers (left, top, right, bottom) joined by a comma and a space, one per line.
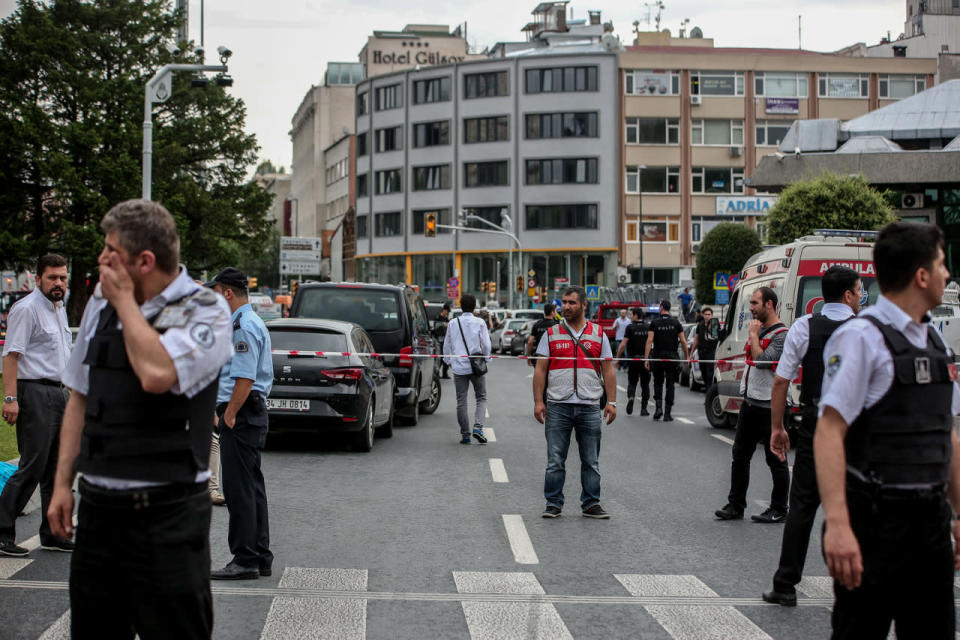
0, 357, 932, 638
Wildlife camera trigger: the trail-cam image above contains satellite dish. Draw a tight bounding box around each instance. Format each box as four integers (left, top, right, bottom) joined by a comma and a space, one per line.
661, 28, 671, 37
690, 26, 703, 39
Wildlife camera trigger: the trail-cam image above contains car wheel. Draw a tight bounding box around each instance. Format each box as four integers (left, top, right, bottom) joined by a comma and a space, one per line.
354, 400, 375, 452
376, 397, 394, 439
419, 373, 442, 415
704, 383, 733, 429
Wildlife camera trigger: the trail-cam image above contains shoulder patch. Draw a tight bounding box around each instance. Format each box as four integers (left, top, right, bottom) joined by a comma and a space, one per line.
826, 354, 842, 377
190, 322, 215, 349
235, 341, 249, 353
188, 287, 218, 306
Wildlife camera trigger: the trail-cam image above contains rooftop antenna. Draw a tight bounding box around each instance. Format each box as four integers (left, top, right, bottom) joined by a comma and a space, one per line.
798, 15, 802, 50
679, 17, 690, 37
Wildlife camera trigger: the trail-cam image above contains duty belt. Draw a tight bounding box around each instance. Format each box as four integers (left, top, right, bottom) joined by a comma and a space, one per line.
847, 467, 946, 500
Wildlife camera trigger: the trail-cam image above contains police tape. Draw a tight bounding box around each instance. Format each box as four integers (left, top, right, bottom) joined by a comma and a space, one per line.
269, 350, 768, 365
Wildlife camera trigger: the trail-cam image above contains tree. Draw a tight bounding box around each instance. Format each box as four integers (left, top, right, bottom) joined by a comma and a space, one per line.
766, 172, 896, 245
695, 223, 762, 304
0, 0, 272, 322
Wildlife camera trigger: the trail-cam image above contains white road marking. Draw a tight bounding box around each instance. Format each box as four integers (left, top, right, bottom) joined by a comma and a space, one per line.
38, 609, 70, 640
260, 568, 367, 640
526, 373, 533, 379
616, 574, 773, 640
797, 576, 834, 599
710, 434, 736, 445
453, 571, 573, 640
485, 408, 490, 418
753, 500, 770, 510
675, 417, 694, 424
501, 515, 539, 565
0, 558, 32, 580
22, 534, 41, 551
485, 428, 496, 442
489, 459, 509, 483
617, 385, 628, 394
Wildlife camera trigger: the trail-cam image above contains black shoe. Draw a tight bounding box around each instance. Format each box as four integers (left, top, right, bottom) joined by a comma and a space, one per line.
663, 410, 673, 422
640, 406, 649, 416
626, 398, 634, 415
541, 505, 562, 518
582, 504, 611, 519
752, 507, 788, 523
0, 541, 28, 557
652, 407, 663, 420
762, 589, 797, 606
714, 504, 744, 520
211, 561, 259, 580
40, 537, 74, 553
259, 561, 273, 577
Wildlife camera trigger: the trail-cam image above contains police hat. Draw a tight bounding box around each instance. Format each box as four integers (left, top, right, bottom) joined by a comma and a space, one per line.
204, 267, 248, 291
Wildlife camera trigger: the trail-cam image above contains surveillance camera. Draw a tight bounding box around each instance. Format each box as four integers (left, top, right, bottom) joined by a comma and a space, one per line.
194, 46, 204, 58
166, 43, 181, 56
794, 147, 801, 156
217, 46, 232, 59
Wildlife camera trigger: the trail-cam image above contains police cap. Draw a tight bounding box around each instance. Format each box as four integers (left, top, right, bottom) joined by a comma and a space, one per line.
204, 267, 248, 292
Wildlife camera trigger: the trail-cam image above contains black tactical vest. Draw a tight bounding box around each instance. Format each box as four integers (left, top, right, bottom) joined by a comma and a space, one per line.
799, 314, 850, 410
845, 315, 954, 487
78, 298, 218, 484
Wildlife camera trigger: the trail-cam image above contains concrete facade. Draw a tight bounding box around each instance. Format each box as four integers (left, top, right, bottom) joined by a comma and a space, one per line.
322, 134, 355, 281
254, 172, 291, 234
359, 24, 482, 80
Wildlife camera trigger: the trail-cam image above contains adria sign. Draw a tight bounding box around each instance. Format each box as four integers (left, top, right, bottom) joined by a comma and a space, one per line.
797, 260, 876, 277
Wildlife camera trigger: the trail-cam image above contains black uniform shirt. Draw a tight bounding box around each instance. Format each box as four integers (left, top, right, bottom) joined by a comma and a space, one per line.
650, 315, 684, 358
623, 320, 650, 356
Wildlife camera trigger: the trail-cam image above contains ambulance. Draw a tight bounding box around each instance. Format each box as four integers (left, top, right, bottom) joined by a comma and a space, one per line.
704, 229, 960, 429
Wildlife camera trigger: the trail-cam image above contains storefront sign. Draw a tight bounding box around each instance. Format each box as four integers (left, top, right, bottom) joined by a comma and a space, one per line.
633, 71, 672, 96
765, 97, 799, 114
715, 196, 779, 216
372, 50, 465, 66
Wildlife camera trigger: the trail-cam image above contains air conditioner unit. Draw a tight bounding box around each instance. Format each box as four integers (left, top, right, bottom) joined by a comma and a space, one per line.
618, 274, 628, 284
729, 146, 742, 157
691, 242, 701, 254
902, 193, 925, 209
690, 95, 702, 105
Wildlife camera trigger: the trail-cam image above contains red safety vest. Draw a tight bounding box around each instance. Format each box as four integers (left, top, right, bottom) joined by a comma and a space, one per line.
546, 321, 604, 402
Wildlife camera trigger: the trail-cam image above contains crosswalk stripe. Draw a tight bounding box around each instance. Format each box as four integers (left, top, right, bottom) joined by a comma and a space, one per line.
485, 428, 496, 443
797, 576, 834, 599
22, 535, 41, 551
38, 609, 70, 640
489, 459, 509, 483
260, 568, 367, 640
615, 574, 773, 640
710, 434, 735, 445
453, 571, 573, 640
0, 558, 32, 580
501, 515, 539, 565
617, 385, 628, 393
675, 417, 694, 424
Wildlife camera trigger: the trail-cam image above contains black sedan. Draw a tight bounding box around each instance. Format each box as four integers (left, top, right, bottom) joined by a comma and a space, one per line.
266, 319, 394, 451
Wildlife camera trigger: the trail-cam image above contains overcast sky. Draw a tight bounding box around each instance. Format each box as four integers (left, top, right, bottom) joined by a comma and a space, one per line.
1, 0, 907, 171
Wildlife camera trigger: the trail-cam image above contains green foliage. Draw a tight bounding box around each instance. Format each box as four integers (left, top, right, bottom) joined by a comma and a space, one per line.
695, 223, 763, 304
766, 172, 897, 245
0, 0, 272, 321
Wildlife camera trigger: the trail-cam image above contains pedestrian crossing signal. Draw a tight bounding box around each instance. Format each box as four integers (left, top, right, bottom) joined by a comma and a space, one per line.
425, 213, 437, 237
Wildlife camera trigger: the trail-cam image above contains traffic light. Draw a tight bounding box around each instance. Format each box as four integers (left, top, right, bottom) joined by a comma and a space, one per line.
248, 277, 258, 289
291, 280, 299, 298
489, 281, 497, 296
481, 281, 488, 293
424, 213, 437, 237
516, 276, 523, 292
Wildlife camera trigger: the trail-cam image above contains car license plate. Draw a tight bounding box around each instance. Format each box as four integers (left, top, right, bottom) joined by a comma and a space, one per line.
266, 398, 310, 411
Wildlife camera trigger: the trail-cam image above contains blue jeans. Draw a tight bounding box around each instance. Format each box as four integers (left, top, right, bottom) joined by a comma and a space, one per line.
544, 402, 602, 510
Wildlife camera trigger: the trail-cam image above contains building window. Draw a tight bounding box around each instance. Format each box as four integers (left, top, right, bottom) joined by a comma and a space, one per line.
818, 73, 869, 98
464, 71, 509, 98
464, 116, 509, 143
691, 221, 701, 242
638, 216, 680, 243
525, 66, 598, 93
525, 158, 598, 185
754, 72, 808, 98
413, 76, 450, 104
357, 173, 368, 197
755, 120, 792, 147
636, 166, 680, 193
412, 208, 451, 234
626, 117, 679, 144
526, 204, 598, 230
325, 157, 348, 186
691, 71, 744, 96
878, 74, 926, 98
462, 206, 507, 231
412, 164, 450, 191
375, 83, 402, 110
375, 126, 402, 152
356, 215, 368, 238
375, 169, 402, 195
692, 167, 744, 194
412, 120, 450, 148
356, 133, 367, 157
691, 119, 744, 145
625, 219, 640, 243
624, 70, 679, 96
525, 112, 598, 139
374, 211, 402, 237
464, 161, 509, 188
357, 91, 369, 116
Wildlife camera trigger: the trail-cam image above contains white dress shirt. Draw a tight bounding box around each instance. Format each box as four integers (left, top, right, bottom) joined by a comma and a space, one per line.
443, 312, 491, 376
776, 303, 856, 382
613, 316, 631, 341
1, 287, 72, 381
820, 295, 960, 425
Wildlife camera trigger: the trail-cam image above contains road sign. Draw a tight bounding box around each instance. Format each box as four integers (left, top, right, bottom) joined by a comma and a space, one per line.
554, 277, 569, 290
528, 269, 536, 277
446, 277, 460, 301
713, 272, 730, 290
527, 278, 537, 288
715, 289, 730, 305
727, 274, 740, 290
281, 236, 322, 252
281, 236, 323, 275
280, 261, 321, 274
527, 287, 537, 297
551, 298, 561, 309
280, 249, 322, 261
586, 285, 600, 301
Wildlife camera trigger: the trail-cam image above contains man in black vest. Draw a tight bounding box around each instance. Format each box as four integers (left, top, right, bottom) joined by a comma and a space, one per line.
616, 307, 651, 415
47, 200, 234, 639
644, 301, 688, 421
816, 222, 960, 638
526, 303, 557, 367
689, 307, 720, 391
761, 266, 861, 606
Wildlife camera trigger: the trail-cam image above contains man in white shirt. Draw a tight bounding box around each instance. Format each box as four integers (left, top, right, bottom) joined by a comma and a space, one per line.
0, 254, 72, 557
612, 308, 631, 371
443, 294, 491, 444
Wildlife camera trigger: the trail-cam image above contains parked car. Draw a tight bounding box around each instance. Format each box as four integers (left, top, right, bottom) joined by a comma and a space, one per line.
506, 320, 534, 355
249, 293, 282, 321
491, 318, 530, 353
506, 309, 543, 321
678, 323, 704, 390
290, 282, 441, 425
265, 319, 394, 451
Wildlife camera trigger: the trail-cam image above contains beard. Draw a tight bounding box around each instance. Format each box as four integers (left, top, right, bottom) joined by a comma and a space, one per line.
43, 286, 65, 302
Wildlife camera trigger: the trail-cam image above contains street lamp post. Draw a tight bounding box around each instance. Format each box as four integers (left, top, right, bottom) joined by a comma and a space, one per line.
462, 211, 522, 309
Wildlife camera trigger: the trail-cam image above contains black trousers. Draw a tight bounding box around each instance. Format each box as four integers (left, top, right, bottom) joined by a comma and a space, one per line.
71, 480, 213, 640
699, 350, 716, 390
626, 362, 650, 407
772, 417, 818, 593
727, 401, 790, 512
218, 404, 272, 569
0, 380, 68, 543
830, 484, 954, 639
651, 361, 677, 408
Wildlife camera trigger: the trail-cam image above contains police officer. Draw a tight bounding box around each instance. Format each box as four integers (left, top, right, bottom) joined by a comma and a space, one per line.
526, 303, 558, 367
816, 222, 960, 638
761, 266, 861, 607
644, 300, 688, 421
689, 307, 720, 391
616, 307, 651, 415
47, 200, 234, 638
207, 268, 275, 581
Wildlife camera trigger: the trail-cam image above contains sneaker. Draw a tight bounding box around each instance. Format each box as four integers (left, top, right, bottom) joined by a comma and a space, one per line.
472, 428, 488, 444
541, 505, 562, 518
210, 491, 226, 506
714, 504, 744, 520
626, 398, 634, 415
582, 504, 611, 519
460, 437, 471, 444
751, 507, 788, 523
40, 537, 74, 552
0, 541, 28, 557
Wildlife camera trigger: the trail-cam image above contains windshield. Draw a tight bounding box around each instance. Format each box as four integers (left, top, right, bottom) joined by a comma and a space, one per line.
269, 329, 348, 352
296, 288, 402, 331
